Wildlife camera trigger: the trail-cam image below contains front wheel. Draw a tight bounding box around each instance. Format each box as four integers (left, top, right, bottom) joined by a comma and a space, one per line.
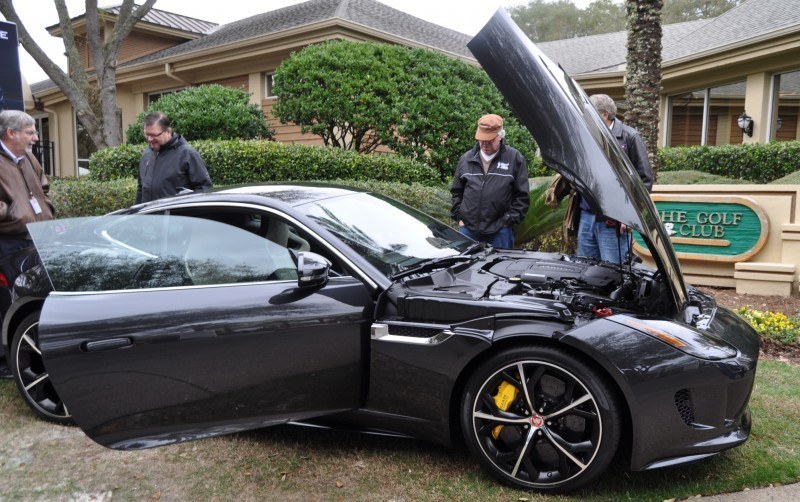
461, 345, 620, 492
9, 311, 73, 424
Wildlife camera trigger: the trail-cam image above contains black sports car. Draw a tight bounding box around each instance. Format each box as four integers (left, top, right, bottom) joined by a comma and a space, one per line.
0, 10, 758, 493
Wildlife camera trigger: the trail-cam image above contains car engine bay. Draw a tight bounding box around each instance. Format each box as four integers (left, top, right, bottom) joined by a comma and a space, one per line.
392, 251, 675, 324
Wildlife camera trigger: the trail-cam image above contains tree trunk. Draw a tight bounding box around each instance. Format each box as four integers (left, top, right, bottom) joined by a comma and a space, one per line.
625, 0, 663, 179
0, 0, 155, 155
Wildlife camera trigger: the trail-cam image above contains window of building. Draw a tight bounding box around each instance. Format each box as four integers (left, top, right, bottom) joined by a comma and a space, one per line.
147, 88, 183, 106
770, 70, 800, 142
265, 73, 276, 98
31, 115, 54, 176
75, 110, 122, 174
75, 116, 94, 172
666, 81, 746, 147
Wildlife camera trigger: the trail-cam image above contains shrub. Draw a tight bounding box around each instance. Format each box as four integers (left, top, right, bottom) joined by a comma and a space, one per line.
48, 176, 449, 222
88, 144, 142, 180
514, 180, 566, 245
737, 306, 799, 346
88, 140, 441, 186
655, 169, 751, 185
658, 141, 800, 183
125, 84, 274, 143
273, 40, 539, 180
50, 177, 138, 217
325, 179, 452, 223
527, 157, 549, 178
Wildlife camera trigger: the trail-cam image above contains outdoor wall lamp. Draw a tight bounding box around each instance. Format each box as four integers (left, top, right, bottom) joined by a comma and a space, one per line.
737, 112, 754, 137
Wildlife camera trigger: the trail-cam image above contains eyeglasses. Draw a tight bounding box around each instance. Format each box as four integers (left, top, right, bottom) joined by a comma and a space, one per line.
144, 130, 167, 139
16, 129, 38, 137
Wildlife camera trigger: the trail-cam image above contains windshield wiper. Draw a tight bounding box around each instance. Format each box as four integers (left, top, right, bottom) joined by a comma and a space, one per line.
460, 241, 490, 256
390, 255, 476, 280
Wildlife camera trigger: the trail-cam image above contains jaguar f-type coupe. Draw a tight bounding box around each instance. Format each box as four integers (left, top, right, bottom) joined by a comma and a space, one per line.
1, 10, 758, 492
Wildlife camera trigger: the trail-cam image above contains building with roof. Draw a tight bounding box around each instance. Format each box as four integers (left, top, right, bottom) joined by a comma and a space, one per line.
24, 0, 800, 177
540, 0, 800, 149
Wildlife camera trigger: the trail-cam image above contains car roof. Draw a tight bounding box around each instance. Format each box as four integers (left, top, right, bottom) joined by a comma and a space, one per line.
212, 183, 366, 206
127, 183, 367, 213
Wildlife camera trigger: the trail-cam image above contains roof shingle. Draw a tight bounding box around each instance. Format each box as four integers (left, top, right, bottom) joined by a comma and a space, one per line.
124, 0, 473, 68
29, 0, 800, 93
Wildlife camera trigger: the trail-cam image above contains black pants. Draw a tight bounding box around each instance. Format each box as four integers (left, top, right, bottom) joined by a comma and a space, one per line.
0, 237, 32, 259
0, 237, 32, 377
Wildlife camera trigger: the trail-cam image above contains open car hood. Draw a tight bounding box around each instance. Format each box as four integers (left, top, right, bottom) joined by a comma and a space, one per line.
469, 10, 688, 311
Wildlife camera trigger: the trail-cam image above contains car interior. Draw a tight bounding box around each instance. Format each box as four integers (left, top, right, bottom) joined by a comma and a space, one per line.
163, 207, 348, 278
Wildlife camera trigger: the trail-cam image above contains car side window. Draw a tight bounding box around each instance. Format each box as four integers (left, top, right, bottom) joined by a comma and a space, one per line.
181, 219, 297, 285
164, 209, 350, 279
119, 215, 298, 288
28, 215, 297, 292
251, 213, 349, 277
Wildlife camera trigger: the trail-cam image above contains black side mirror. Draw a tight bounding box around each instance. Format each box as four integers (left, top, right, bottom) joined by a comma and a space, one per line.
296, 251, 330, 289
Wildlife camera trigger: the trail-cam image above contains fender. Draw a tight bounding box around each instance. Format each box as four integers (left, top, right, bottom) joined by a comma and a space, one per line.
2, 295, 45, 350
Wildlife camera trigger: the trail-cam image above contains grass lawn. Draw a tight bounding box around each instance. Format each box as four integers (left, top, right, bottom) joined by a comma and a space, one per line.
1, 359, 797, 501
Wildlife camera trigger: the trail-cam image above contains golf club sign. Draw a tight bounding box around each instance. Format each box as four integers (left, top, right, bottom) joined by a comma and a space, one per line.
634, 195, 769, 262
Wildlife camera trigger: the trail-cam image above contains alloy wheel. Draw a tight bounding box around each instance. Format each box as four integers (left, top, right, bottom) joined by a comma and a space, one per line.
463, 347, 618, 492
11, 313, 73, 424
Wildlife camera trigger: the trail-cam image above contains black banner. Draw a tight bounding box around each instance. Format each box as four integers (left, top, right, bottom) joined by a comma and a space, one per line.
0, 20, 25, 111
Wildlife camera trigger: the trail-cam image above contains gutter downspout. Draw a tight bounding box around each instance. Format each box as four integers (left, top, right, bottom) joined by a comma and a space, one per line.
165, 63, 192, 86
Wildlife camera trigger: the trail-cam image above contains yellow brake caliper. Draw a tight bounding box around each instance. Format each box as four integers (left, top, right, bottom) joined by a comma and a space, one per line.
491, 380, 519, 439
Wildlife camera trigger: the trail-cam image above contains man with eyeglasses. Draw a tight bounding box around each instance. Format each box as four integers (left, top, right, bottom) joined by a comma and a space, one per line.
0, 109, 55, 378
0, 110, 55, 256
136, 112, 212, 204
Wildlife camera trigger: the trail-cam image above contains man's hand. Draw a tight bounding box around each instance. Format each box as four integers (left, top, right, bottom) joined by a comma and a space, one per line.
605, 219, 631, 233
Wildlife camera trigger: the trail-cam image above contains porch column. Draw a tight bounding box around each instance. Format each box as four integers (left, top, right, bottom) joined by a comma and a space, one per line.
743, 72, 772, 143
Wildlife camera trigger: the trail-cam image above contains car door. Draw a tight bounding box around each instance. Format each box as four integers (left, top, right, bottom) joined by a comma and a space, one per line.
30, 214, 370, 450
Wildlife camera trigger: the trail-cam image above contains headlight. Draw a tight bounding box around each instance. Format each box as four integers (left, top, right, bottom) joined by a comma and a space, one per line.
612, 315, 738, 360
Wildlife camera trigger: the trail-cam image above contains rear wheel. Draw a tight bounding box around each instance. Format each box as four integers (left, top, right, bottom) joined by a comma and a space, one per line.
9, 311, 73, 424
461, 345, 620, 492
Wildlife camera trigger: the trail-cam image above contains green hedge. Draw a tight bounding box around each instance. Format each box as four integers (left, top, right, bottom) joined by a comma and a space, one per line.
49, 176, 450, 220
659, 141, 800, 183
50, 177, 138, 217
89, 140, 441, 186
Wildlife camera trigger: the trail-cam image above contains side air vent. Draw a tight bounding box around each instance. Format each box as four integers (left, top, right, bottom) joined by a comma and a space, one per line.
674, 389, 695, 425
370, 322, 455, 345
387, 325, 442, 338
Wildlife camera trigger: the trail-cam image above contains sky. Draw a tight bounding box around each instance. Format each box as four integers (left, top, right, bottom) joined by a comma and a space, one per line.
2, 0, 592, 84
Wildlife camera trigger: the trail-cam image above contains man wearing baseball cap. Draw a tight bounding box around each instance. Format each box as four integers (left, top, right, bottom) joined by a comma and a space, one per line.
450, 113, 529, 248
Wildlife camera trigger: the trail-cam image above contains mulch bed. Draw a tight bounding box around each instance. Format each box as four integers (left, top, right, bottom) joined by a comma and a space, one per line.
699, 286, 800, 364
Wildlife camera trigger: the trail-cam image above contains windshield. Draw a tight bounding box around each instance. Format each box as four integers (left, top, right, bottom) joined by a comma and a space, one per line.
300, 192, 475, 276
28, 215, 297, 292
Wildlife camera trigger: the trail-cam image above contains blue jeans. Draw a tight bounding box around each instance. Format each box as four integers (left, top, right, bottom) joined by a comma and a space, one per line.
459, 225, 515, 248
577, 211, 631, 263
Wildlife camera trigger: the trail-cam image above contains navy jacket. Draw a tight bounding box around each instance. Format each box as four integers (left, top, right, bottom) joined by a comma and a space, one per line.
450, 142, 529, 236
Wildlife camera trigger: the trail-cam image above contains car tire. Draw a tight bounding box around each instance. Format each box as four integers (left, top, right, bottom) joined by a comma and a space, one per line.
9, 311, 73, 425
461, 345, 620, 492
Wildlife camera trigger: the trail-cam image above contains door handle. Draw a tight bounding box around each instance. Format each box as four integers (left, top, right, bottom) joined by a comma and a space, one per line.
83, 337, 133, 352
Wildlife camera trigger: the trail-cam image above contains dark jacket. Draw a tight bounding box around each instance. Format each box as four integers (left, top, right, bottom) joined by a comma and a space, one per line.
450, 142, 529, 236
578, 119, 653, 219
611, 119, 653, 190
136, 134, 212, 204
0, 149, 55, 239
